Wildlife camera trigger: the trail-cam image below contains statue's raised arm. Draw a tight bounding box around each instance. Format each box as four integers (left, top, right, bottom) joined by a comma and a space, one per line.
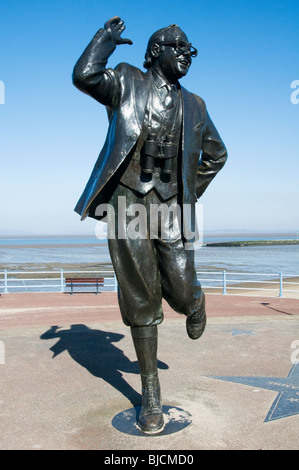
72, 17, 132, 106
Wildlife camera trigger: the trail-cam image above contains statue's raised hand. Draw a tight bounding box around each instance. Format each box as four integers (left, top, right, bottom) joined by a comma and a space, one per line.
104, 16, 133, 45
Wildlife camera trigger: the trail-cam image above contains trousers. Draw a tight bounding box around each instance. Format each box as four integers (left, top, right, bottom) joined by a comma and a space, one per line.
107, 184, 203, 327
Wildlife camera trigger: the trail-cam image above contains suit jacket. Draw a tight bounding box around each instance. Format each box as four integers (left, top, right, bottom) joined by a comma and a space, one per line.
72, 28, 227, 221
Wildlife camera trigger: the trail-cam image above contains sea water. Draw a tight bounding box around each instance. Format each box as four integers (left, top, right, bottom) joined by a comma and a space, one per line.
0, 236, 298, 275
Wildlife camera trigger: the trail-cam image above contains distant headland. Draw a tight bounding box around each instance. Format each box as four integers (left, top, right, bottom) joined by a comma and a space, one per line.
206, 239, 299, 247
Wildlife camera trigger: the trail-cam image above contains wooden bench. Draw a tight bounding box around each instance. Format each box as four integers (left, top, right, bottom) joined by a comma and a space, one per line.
65, 277, 104, 294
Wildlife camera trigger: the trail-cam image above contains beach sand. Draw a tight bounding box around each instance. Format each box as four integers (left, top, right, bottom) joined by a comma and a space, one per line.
0, 262, 113, 276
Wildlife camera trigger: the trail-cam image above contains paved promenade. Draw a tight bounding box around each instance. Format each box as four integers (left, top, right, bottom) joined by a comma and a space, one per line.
0, 292, 298, 450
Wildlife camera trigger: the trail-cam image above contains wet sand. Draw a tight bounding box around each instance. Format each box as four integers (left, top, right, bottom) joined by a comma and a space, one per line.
0, 262, 113, 275
0, 243, 105, 249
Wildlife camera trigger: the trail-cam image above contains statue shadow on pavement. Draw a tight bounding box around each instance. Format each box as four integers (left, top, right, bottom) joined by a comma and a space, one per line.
40, 324, 169, 408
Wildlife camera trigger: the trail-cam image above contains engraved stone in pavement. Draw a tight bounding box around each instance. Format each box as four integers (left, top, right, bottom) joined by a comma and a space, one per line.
207, 363, 299, 422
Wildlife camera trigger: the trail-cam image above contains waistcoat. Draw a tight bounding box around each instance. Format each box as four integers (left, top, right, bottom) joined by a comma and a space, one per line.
120, 75, 182, 201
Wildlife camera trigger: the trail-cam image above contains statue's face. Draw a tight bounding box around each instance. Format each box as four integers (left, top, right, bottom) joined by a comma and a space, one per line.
154, 29, 193, 82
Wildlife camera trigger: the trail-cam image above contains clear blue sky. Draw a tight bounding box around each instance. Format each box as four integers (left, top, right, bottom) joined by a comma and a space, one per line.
0, 0, 298, 235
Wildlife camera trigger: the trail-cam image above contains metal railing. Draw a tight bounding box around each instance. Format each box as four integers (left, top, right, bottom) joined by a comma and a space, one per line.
197, 271, 299, 297
0, 269, 298, 298
0, 269, 117, 294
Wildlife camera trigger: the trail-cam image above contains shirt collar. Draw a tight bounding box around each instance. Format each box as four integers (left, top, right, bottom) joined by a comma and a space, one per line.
151, 69, 179, 92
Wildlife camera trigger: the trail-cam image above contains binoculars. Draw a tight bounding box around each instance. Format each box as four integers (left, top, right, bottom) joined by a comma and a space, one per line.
141, 133, 178, 175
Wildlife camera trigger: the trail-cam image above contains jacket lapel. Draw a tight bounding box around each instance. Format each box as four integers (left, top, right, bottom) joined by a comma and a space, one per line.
132, 69, 154, 131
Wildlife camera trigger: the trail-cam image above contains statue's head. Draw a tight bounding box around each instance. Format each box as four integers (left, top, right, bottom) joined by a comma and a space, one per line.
144, 25, 197, 82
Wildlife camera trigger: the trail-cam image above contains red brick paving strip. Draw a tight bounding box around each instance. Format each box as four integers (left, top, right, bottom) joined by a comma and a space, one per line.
0, 292, 298, 330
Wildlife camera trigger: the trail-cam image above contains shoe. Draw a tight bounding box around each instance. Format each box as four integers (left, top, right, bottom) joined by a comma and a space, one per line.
186, 296, 206, 340
138, 373, 164, 433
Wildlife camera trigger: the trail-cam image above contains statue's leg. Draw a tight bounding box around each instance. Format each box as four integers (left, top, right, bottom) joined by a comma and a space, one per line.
130, 325, 164, 432
107, 184, 163, 327
107, 185, 164, 431
156, 205, 207, 340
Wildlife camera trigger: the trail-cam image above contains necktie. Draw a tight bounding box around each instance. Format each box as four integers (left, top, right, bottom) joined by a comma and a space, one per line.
165, 85, 176, 109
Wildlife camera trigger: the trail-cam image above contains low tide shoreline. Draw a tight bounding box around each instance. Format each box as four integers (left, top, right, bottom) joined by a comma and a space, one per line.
1, 239, 299, 249
0, 262, 112, 273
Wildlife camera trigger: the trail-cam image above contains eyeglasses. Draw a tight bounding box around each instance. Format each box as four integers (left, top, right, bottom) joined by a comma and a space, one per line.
157, 38, 198, 57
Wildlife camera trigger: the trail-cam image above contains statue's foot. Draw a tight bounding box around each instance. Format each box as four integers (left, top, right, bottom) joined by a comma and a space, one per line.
138, 373, 164, 433
186, 296, 206, 340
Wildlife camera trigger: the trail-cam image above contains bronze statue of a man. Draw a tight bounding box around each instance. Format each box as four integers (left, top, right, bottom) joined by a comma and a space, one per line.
73, 17, 227, 433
